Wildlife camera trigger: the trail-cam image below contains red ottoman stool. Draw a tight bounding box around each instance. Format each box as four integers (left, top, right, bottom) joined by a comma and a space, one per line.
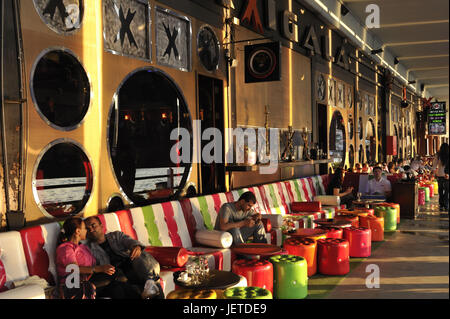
335, 214, 359, 228
317, 238, 350, 275
289, 228, 328, 242
283, 237, 317, 277
317, 226, 343, 239
418, 188, 426, 206
359, 215, 384, 242
232, 259, 273, 293
343, 227, 372, 257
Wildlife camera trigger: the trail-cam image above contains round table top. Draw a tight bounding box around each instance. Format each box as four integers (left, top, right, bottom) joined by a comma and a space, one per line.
313, 219, 353, 228
231, 243, 282, 256
353, 198, 386, 205
173, 270, 241, 290
285, 228, 328, 238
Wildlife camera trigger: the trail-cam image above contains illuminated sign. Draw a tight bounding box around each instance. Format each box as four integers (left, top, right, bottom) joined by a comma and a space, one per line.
428, 102, 447, 135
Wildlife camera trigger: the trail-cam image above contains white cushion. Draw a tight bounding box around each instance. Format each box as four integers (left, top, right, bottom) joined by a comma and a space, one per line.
0, 284, 45, 299
261, 214, 283, 228
314, 195, 341, 206
195, 230, 233, 249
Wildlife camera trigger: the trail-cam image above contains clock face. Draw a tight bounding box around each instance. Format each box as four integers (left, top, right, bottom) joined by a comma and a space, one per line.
197, 26, 220, 72
317, 74, 326, 101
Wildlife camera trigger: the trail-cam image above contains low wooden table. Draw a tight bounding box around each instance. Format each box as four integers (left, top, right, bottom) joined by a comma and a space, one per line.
313, 219, 353, 228
353, 198, 386, 209
231, 243, 282, 258
173, 269, 241, 290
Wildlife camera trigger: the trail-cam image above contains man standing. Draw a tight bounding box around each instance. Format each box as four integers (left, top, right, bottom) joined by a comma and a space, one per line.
215, 191, 267, 246
366, 166, 392, 198
84, 216, 163, 299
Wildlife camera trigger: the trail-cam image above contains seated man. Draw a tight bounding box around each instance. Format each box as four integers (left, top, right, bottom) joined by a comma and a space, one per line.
84, 216, 163, 299
365, 166, 392, 198
214, 191, 267, 246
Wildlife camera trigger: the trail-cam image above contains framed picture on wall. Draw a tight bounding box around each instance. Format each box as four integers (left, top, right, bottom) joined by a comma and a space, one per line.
347, 85, 353, 109
328, 78, 336, 107
317, 73, 327, 102
103, 0, 151, 61
155, 6, 192, 71
337, 82, 344, 108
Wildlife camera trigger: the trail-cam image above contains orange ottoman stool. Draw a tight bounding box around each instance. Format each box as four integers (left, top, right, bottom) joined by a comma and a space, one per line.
283, 237, 317, 277
359, 215, 384, 242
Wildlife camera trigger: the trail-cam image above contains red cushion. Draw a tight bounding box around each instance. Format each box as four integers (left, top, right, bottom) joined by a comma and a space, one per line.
0, 258, 6, 292
261, 218, 272, 232
19, 226, 55, 286
291, 201, 322, 213
145, 246, 189, 268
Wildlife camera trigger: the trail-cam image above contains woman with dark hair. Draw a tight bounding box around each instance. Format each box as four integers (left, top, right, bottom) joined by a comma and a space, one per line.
55, 217, 115, 299
433, 143, 449, 211
326, 168, 355, 208
387, 162, 396, 174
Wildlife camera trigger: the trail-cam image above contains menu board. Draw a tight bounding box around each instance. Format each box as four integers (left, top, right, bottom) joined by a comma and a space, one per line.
428, 102, 447, 135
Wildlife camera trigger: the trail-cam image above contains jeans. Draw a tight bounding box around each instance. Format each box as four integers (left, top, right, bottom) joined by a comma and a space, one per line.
438, 177, 449, 210
227, 221, 268, 246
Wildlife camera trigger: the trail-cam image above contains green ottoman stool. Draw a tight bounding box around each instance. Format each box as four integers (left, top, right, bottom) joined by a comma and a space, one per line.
374, 206, 397, 232
424, 187, 430, 202
269, 255, 308, 299
223, 287, 273, 299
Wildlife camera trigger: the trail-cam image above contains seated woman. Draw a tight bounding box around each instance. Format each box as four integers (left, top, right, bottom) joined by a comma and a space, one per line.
56, 217, 115, 299
326, 168, 355, 208
387, 162, 397, 174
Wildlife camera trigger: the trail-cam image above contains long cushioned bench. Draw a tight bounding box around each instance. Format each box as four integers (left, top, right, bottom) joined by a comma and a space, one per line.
0, 174, 340, 298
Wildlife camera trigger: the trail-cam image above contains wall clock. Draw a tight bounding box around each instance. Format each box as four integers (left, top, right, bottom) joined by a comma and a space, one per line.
197, 26, 220, 72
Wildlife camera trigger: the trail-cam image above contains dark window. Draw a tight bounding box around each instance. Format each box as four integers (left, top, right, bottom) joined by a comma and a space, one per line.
33, 141, 93, 218
348, 118, 354, 140
358, 117, 363, 140
359, 144, 364, 164
108, 68, 193, 205
31, 49, 90, 130
329, 111, 346, 166
349, 144, 355, 168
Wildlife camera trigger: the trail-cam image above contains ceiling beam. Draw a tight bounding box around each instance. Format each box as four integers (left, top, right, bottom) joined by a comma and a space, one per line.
398, 54, 449, 61
382, 40, 449, 48
380, 19, 449, 28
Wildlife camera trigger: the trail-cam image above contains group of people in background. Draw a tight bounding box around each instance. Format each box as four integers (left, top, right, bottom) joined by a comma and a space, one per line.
329, 143, 449, 212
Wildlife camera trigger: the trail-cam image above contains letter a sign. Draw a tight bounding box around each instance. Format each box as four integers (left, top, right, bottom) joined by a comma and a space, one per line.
241, 0, 264, 34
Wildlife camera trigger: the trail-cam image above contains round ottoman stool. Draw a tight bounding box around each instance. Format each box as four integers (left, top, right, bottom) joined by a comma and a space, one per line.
433, 180, 439, 195
425, 183, 434, 198
343, 227, 371, 257
232, 259, 273, 293
354, 208, 374, 216
224, 287, 272, 299
374, 206, 397, 232
317, 226, 343, 239
335, 214, 359, 228
359, 215, 384, 242
423, 186, 430, 202
418, 188, 426, 206
317, 238, 350, 276
269, 255, 308, 299
167, 289, 218, 299
283, 237, 317, 276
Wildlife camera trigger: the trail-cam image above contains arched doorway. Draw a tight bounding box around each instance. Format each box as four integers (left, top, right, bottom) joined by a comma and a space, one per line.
329, 111, 347, 167
365, 119, 376, 164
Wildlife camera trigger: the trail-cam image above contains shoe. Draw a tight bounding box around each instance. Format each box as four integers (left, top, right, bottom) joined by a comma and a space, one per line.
142, 279, 160, 299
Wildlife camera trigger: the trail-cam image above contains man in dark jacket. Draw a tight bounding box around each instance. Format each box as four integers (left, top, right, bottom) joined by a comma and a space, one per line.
85, 216, 163, 299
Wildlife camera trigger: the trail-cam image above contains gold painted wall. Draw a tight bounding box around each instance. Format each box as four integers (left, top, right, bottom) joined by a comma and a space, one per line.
233, 28, 312, 130
20, 1, 226, 224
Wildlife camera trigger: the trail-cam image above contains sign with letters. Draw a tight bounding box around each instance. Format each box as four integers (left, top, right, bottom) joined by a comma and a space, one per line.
428, 102, 447, 135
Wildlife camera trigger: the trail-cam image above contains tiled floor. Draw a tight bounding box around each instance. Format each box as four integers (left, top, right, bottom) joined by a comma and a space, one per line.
326, 197, 449, 299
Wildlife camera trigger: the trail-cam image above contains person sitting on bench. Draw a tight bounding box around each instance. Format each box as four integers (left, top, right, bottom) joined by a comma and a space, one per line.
214, 191, 267, 246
